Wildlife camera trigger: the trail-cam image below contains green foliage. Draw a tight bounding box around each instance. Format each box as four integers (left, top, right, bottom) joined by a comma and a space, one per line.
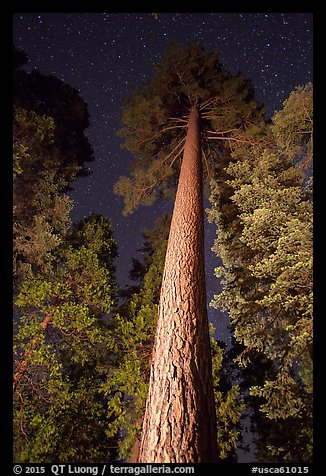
13, 47, 94, 291
239, 348, 313, 463
114, 42, 266, 214
272, 83, 313, 168
13, 106, 72, 285
14, 215, 119, 463
210, 330, 244, 460
207, 84, 313, 461
13, 48, 122, 463
13, 106, 54, 178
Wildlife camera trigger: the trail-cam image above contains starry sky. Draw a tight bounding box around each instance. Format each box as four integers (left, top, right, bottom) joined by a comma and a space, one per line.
13, 12, 313, 346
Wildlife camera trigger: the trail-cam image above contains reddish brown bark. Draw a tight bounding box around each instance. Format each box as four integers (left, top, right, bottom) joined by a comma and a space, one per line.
307, 341, 313, 361
128, 438, 140, 463
138, 107, 218, 463
13, 280, 73, 391
13, 312, 52, 391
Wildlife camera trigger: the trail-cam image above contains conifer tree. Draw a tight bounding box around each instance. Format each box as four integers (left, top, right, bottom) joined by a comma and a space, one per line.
114, 44, 266, 462
207, 84, 313, 462
14, 214, 119, 462
13, 106, 73, 289
13, 48, 121, 463
13, 46, 94, 181
13, 47, 94, 291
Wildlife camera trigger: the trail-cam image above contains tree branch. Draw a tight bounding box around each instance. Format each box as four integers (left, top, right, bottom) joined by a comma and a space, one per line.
206, 129, 238, 135
168, 116, 188, 124
201, 147, 211, 179
206, 135, 266, 147
160, 124, 187, 133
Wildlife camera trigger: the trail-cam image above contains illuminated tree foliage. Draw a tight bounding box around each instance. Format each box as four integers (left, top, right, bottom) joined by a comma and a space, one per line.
207, 84, 313, 462
14, 214, 119, 463
273, 83, 313, 171
114, 42, 266, 462
13, 106, 73, 288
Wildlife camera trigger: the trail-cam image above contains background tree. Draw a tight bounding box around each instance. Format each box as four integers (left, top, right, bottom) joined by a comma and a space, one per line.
114, 42, 266, 462
13, 47, 94, 291
14, 214, 119, 463
13, 106, 73, 288
207, 83, 313, 462
273, 83, 313, 172
13, 49, 123, 463
14, 47, 94, 181
210, 330, 245, 461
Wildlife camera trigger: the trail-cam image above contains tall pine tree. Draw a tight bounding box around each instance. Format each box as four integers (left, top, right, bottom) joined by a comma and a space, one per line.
105, 215, 244, 462
114, 42, 266, 462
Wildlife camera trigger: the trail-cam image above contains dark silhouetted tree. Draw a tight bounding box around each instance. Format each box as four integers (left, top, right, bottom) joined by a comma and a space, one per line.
13, 47, 94, 290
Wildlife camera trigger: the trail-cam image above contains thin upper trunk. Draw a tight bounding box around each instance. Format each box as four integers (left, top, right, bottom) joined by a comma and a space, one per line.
138, 107, 218, 463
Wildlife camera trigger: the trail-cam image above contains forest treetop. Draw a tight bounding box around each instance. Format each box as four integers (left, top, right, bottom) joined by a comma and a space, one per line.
114, 42, 267, 215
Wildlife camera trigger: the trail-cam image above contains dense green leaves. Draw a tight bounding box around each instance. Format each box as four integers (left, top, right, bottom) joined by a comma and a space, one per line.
273, 83, 313, 169
13, 106, 73, 288
13, 46, 96, 290
210, 331, 244, 460
13, 61, 120, 464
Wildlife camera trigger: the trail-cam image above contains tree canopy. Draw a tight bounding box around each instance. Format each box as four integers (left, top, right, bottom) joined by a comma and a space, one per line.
14, 47, 94, 180
14, 214, 119, 462
114, 42, 267, 215
13, 46, 94, 290
13, 49, 120, 463
207, 83, 313, 462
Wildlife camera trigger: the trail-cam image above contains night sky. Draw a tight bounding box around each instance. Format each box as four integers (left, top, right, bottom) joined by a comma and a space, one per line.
13, 12, 313, 346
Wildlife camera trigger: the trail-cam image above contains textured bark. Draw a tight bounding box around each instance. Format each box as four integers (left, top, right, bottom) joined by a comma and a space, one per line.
138, 107, 218, 463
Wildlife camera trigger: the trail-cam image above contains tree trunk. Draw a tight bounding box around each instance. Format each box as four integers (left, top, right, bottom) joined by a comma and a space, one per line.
138, 107, 218, 463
